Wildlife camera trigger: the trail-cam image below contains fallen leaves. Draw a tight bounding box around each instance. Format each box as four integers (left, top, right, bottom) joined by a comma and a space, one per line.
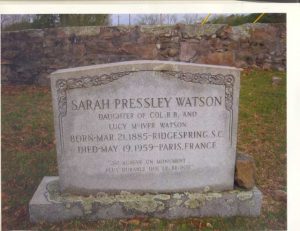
272, 190, 287, 202
14, 205, 27, 220
206, 222, 213, 228
2, 192, 9, 201
1, 69, 287, 230
127, 219, 140, 226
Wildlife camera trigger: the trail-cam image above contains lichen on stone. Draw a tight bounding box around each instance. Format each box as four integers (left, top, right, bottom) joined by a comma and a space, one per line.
184, 191, 225, 208
45, 180, 64, 203
45, 181, 169, 213
226, 198, 234, 204
237, 191, 253, 201
153, 194, 171, 201
65, 202, 71, 209
95, 193, 116, 205
124, 200, 165, 213
175, 199, 183, 206
204, 186, 210, 193
173, 193, 182, 200
45, 180, 257, 215
117, 193, 165, 213
184, 198, 202, 209
228, 189, 240, 194
205, 192, 222, 201
248, 200, 255, 207
184, 192, 206, 209
82, 199, 93, 214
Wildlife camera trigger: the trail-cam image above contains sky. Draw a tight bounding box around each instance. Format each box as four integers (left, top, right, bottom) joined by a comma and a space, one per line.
110, 14, 219, 25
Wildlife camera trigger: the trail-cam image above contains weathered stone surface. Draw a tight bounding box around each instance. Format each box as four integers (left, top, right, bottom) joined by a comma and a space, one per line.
29, 177, 262, 223
1, 23, 286, 85
168, 48, 178, 57
50, 60, 240, 194
121, 43, 158, 59
203, 51, 235, 66
235, 153, 255, 189
262, 63, 272, 70
179, 42, 198, 62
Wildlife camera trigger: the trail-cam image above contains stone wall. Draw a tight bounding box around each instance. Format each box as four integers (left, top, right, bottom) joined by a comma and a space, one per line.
1, 23, 286, 85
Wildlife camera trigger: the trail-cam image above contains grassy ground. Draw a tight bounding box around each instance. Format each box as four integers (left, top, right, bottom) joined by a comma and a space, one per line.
1, 69, 286, 230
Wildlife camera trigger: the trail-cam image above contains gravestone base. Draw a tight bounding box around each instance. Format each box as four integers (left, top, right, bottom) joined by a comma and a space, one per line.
29, 177, 262, 223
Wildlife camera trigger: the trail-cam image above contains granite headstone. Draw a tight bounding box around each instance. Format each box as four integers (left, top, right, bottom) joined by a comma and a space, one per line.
29, 61, 262, 223
50, 60, 240, 194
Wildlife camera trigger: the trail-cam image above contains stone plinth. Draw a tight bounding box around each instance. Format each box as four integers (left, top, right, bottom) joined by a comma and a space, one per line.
29, 177, 262, 223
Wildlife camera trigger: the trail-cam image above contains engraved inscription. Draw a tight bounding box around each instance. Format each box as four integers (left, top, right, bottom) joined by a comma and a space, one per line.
55, 69, 235, 179
56, 70, 234, 157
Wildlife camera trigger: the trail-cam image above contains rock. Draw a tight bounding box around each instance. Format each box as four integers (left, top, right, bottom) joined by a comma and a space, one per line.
171, 36, 180, 43
168, 48, 178, 57
1, 23, 286, 86
272, 76, 282, 86
235, 153, 256, 189
255, 53, 265, 66
163, 33, 172, 38
236, 60, 248, 68
121, 43, 158, 59
156, 43, 161, 50
159, 49, 169, 58
203, 51, 235, 66
262, 63, 272, 70
250, 25, 277, 43
276, 66, 285, 72
216, 25, 232, 39
272, 190, 287, 202
179, 42, 198, 62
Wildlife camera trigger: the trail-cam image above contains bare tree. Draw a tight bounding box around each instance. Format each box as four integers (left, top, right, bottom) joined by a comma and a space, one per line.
1, 15, 9, 28
129, 14, 131, 26
1, 15, 20, 27
169, 14, 178, 24
136, 14, 160, 25
122, 14, 178, 26
181, 14, 201, 24
1, 14, 34, 29
107, 15, 113, 26
159, 14, 163, 25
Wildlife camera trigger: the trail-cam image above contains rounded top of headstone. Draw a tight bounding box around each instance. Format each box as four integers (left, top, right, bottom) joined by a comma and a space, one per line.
49, 60, 241, 79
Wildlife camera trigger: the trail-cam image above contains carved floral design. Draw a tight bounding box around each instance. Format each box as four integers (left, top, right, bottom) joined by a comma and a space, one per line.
161, 71, 234, 111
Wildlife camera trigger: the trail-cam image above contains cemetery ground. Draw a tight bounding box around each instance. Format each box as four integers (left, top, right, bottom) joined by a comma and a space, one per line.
1, 69, 286, 230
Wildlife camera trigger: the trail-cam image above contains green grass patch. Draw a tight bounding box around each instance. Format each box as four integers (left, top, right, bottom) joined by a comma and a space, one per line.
1, 69, 286, 230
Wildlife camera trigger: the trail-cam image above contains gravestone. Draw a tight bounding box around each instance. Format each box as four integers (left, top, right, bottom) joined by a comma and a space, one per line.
29, 61, 262, 222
